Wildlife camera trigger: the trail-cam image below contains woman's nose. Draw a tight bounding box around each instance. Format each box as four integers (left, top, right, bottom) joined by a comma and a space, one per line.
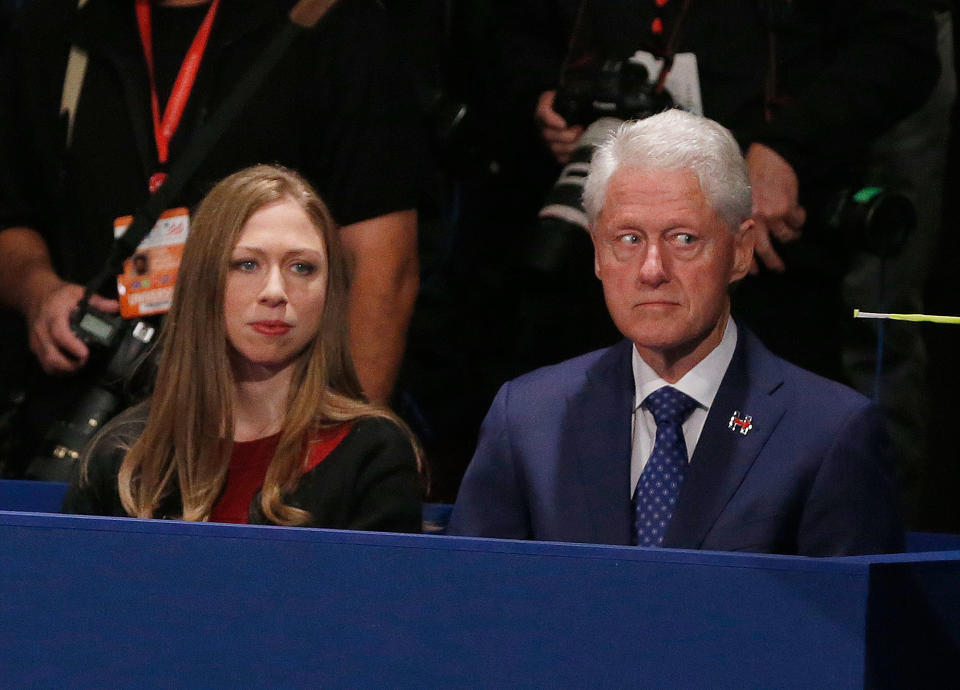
257, 265, 288, 305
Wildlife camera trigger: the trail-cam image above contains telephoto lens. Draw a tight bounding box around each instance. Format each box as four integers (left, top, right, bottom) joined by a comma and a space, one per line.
538, 117, 623, 232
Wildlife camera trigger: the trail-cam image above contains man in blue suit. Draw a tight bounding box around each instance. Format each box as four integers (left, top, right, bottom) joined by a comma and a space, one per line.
448, 110, 903, 556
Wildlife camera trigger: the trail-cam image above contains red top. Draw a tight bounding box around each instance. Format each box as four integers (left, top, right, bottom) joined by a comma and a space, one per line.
209, 423, 353, 524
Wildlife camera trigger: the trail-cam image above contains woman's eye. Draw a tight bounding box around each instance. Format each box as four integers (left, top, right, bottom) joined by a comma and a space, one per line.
232, 259, 257, 271
290, 262, 316, 276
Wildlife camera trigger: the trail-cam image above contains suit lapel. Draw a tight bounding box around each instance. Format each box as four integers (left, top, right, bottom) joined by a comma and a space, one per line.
563, 340, 635, 545
664, 329, 787, 549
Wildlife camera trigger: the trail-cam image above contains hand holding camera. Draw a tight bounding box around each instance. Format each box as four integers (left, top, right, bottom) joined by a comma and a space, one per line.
25, 274, 119, 376
535, 90, 584, 165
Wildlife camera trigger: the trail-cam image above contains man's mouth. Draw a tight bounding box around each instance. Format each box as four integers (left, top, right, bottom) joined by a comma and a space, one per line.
635, 300, 679, 308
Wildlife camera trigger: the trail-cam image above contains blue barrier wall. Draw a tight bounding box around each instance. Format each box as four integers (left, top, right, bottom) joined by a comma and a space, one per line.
0, 511, 875, 687
0, 481, 957, 687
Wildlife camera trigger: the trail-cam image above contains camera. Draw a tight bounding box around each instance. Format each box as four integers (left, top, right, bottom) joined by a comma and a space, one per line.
553, 58, 675, 129
528, 59, 674, 274
23, 306, 157, 481
826, 186, 916, 257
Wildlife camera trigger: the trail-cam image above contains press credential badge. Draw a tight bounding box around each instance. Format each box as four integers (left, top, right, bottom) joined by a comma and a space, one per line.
114, 207, 189, 318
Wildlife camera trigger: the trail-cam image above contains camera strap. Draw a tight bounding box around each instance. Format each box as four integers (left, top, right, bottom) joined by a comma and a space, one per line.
77, 0, 341, 316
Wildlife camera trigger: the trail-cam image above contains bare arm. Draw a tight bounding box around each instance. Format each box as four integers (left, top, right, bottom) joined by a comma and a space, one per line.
339, 209, 419, 404
0, 226, 118, 374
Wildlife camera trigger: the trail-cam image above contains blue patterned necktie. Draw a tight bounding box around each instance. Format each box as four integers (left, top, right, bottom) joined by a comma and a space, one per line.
633, 386, 699, 547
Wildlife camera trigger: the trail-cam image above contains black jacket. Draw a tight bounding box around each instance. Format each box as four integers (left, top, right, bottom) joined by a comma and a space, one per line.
62, 404, 423, 533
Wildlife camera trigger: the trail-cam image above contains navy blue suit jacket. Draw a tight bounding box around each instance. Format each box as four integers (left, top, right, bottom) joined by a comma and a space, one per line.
448, 328, 904, 556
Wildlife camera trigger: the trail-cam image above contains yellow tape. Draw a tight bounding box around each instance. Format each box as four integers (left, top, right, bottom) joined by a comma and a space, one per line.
853, 309, 960, 324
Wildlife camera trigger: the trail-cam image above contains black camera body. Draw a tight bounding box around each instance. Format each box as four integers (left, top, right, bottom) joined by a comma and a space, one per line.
553, 58, 674, 128
23, 307, 157, 481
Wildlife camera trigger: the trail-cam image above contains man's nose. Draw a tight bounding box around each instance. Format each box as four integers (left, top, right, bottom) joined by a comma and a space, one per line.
258, 265, 288, 306
637, 243, 669, 286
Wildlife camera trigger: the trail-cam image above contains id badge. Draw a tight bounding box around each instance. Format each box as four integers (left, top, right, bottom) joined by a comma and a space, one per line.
630, 50, 703, 116
114, 207, 189, 318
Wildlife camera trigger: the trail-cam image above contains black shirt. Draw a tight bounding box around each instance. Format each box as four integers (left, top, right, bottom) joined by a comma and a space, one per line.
0, 0, 423, 289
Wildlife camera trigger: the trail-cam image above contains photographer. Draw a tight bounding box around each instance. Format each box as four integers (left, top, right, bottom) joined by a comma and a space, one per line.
0, 0, 422, 475
495, 0, 938, 377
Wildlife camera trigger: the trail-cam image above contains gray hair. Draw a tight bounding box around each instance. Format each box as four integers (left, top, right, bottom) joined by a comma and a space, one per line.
582, 109, 752, 230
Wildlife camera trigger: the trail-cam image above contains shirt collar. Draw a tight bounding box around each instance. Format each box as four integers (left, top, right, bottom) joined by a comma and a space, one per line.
632, 316, 738, 412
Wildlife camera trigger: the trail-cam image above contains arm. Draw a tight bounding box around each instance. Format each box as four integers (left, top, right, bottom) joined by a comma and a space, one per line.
340, 209, 419, 404
294, 3, 419, 404
0, 10, 118, 373
447, 382, 532, 539
0, 226, 118, 374
797, 403, 905, 556
744, 1, 936, 272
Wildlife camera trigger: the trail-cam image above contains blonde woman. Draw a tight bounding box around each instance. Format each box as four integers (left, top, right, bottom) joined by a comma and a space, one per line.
63, 165, 421, 531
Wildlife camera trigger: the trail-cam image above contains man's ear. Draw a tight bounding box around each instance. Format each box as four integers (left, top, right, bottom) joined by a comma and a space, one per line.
590, 227, 601, 279
730, 218, 755, 283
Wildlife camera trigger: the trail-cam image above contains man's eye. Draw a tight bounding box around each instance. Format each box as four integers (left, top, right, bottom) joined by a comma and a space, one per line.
618, 233, 640, 245
672, 232, 696, 246
290, 261, 316, 276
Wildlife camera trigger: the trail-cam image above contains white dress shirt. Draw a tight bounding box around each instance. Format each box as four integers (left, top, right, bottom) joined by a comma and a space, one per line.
630, 317, 738, 496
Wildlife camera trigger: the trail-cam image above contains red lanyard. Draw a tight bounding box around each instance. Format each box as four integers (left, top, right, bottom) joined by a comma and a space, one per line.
135, 0, 220, 182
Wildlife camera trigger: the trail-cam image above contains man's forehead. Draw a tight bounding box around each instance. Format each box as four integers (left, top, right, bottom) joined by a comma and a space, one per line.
598, 168, 708, 219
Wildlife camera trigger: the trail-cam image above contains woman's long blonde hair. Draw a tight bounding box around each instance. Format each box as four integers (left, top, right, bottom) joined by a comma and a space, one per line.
114, 165, 415, 524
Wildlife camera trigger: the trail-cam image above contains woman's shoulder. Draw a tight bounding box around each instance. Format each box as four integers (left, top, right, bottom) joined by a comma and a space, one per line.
345, 415, 410, 444
291, 414, 421, 533
307, 414, 417, 474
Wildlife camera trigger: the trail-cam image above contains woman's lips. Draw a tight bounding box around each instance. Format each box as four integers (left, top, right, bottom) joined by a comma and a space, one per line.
251, 321, 292, 336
